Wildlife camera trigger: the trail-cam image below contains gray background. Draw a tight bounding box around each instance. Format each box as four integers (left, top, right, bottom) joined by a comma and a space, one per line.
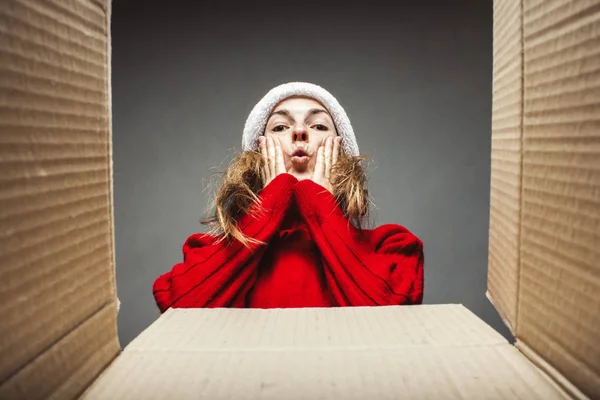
112, 0, 512, 347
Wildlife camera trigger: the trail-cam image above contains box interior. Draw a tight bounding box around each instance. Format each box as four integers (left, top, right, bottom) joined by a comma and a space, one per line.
0, 0, 598, 399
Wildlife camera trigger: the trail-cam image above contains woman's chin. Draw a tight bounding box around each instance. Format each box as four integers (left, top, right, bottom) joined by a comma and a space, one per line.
289, 158, 309, 171
288, 170, 312, 181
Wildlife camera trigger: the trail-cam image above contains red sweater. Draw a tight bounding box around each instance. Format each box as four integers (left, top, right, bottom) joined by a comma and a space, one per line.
153, 174, 424, 312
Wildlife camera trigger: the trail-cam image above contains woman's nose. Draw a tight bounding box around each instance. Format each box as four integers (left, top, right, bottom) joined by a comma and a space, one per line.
292, 126, 309, 143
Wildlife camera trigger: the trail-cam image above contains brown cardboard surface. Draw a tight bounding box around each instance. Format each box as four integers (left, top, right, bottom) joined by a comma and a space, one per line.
126, 305, 508, 351
487, 0, 523, 333
82, 346, 565, 400
0, 0, 119, 398
517, 0, 600, 398
0, 303, 118, 400
82, 305, 566, 399
0, 0, 598, 398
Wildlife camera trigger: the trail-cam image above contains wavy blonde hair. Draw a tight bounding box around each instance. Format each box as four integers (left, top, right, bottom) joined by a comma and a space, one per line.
201, 147, 371, 249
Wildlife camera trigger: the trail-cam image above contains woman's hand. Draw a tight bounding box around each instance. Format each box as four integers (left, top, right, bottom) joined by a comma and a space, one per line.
311, 136, 341, 194
260, 136, 286, 187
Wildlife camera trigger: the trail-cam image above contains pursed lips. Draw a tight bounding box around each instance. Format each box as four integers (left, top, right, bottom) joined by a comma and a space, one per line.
291, 148, 310, 163
292, 148, 309, 157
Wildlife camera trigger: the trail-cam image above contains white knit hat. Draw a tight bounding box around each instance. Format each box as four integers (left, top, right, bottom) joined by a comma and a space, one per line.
242, 82, 359, 156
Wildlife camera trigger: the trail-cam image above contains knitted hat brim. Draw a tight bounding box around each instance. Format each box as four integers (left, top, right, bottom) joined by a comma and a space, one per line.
242, 82, 359, 157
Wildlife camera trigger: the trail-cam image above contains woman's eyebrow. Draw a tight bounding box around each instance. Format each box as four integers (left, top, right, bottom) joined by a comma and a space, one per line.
269, 109, 292, 121
305, 108, 329, 121
268, 108, 331, 122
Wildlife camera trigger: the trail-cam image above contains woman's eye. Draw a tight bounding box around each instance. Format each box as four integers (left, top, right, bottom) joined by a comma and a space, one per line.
314, 124, 328, 131
272, 125, 286, 132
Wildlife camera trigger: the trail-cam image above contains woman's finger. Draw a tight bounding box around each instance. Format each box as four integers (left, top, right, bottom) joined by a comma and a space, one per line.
259, 136, 270, 183
324, 137, 333, 180
314, 143, 325, 179
267, 136, 276, 178
274, 137, 286, 175
332, 136, 341, 168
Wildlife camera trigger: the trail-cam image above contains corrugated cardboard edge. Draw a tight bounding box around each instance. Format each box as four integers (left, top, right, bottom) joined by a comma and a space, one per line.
122, 304, 510, 352
93, 0, 119, 344
75, 0, 122, 395
103, 0, 120, 317
76, 0, 122, 395
100, 0, 120, 347
75, 0, 122, 396
487, 0, 524, 336
514, 0, 524, 337
516, 340, 589, 400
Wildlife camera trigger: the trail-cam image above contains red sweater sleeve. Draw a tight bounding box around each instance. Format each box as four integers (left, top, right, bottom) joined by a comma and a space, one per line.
152, 173, 298, 312
294, 180, 424, 306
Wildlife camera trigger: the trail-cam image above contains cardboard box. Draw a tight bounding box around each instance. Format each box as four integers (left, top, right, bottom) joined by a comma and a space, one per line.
0, 0, 598, 398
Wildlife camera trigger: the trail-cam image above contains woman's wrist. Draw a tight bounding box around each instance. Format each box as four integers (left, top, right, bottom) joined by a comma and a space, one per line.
294, 179, 344, 220
259, 173, 298, 212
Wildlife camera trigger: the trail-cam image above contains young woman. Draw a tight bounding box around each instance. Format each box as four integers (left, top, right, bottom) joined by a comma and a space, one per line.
153, 82, 424, 312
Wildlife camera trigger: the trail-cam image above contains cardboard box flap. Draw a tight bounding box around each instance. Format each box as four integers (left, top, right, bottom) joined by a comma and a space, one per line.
487, 0, 523, 334
0, 304, 117, 400
126, 305, 508, 351
84, 344, 566, 400
517, 0, 600, 398
0, 0, 119, 398
82, 305, 567, 399
490, 0, 600, 398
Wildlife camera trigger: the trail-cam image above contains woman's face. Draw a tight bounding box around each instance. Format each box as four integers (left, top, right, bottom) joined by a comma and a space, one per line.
263, 96, 338, 181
